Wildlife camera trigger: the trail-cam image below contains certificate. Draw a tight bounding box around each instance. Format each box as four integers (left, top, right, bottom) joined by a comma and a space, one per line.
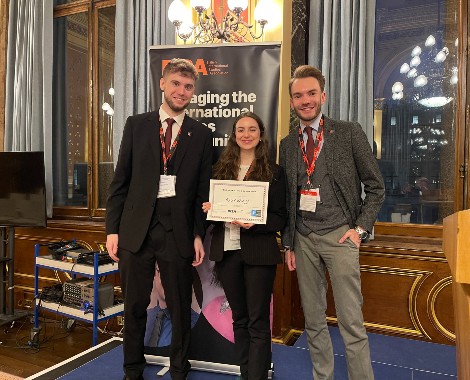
207, 179, 269, 224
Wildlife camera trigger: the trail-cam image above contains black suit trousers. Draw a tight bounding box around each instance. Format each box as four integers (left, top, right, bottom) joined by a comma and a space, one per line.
119, 222, 193, 380
215, 250, 276, 380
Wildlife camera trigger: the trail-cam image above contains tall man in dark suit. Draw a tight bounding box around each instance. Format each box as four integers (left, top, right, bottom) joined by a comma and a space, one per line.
279, 65, 385, 380
106, 58, 213, 380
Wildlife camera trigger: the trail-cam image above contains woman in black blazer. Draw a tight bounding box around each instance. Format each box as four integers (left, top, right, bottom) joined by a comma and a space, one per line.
203, 112, 287, 380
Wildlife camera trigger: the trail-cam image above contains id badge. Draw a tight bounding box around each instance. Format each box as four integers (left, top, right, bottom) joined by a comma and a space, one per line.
157, 175, 176, 198
299, 188, 320, 213
228, 223, 240, 241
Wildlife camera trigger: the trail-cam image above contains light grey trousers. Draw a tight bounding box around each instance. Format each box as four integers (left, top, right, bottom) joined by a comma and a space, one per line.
294, 225, 374, 380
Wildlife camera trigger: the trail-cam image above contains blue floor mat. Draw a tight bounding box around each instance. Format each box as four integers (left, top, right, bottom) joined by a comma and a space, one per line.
29, 326, 456, 380
295, 326, 456, 377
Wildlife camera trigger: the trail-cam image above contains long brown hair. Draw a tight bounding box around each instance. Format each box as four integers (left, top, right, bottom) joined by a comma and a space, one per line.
212, 112, 272, 182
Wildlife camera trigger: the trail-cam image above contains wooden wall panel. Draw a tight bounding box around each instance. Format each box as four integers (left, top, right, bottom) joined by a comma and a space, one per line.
274, 235, 455, 345
8, 223, 455, 346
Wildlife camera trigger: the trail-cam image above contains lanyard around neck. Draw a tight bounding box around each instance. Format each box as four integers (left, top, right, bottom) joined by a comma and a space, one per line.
298, 116, 324, 184
242, 161, 254, 181
159, 119, 182, 175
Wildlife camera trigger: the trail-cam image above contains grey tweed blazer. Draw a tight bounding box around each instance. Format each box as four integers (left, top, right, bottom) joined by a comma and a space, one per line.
279, 115, 385, 248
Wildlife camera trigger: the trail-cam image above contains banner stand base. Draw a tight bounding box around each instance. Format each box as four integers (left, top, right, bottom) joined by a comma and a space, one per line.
156, 366, 169, 377
145, 355, 273, 379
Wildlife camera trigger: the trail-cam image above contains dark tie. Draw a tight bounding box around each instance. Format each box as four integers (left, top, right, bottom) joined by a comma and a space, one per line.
305, 126, 315, 164
165, 118, 175, 157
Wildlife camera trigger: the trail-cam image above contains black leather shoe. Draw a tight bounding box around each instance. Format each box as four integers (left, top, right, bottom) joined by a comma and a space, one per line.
123, 375, 144, 380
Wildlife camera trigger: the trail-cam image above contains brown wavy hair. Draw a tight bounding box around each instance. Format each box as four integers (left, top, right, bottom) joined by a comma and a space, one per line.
212, 112, 272, 182
289, 65, 325, 95
162, 58, 199, 81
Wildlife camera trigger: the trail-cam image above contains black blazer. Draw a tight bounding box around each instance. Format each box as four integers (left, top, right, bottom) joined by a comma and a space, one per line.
105, 111, 213, 258
209, 163, 287, 265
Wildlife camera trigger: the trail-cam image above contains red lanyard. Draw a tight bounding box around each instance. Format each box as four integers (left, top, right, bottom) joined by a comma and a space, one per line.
243, 161, 254, 181
159, 123, 182, 175
298, 116, 324, 184
299, 189, 318, 195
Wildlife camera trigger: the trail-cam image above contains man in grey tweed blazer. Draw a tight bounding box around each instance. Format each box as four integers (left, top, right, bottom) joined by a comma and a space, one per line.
279, 65, 385, 380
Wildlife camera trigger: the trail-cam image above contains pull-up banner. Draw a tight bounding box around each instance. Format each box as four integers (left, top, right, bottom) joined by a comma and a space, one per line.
145, 43, 281, 374
148, 43, 281, 160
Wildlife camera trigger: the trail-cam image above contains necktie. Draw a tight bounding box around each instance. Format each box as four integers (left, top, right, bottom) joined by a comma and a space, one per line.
305, 126, 315, 164
165, 118, 175, 157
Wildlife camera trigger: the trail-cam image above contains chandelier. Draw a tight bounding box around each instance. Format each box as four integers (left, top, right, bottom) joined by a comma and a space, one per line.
167, 0, 271, 44
101, 87, 115, 117
391, 1, 458, 108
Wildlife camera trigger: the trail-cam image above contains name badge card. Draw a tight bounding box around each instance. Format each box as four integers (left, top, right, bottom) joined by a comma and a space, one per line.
228, 223, 240, 240
299, 188, 320, 213
157, 175, 176, 198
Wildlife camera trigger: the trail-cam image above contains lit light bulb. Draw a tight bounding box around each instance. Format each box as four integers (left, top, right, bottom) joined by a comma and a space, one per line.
227, 0, 248, 11
410, 56, 421, 67
392, 81, 404, 93
414, 75, 428, 88
407, 68, 417, 78
102, 102, 110, 111
179, 17, 194, 37
168, 0, 188, 23
425, 34, 436, 47
392, 91, 403, 100
108, 88, 115, 96
190, 0, 210, 10
254, 0, 270, 23
434, 48, 448, 63
450, 67, 458, 85
411, 46, 422, 57
400, 63, 410, 74
106, 108, 114, 116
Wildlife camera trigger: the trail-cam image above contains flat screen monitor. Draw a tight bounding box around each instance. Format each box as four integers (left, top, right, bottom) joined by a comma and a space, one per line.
0, 152, 46, 227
